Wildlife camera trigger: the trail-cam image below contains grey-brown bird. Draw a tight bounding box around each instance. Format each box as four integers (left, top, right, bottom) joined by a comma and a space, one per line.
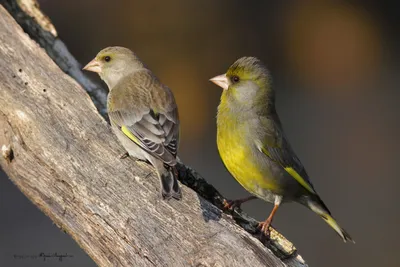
84, 47, 181, 200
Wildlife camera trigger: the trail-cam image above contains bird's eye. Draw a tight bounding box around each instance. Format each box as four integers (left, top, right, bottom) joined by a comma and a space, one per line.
104, 56, 111, 62
231, 75, 240, 83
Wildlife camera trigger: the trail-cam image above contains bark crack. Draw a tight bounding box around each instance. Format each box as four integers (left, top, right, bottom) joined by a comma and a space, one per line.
92, 213, 157, 266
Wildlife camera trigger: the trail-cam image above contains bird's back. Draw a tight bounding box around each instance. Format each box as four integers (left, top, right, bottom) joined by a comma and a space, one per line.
108, 70, 172, 113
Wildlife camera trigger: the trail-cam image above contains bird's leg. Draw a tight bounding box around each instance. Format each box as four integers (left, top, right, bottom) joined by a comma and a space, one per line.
258, 204, 279, 235
136, 158, 151, 165
119, 152, 149, 164
119, 152, 130, 159
223, 196, 257, 210
258, 196, 282, 236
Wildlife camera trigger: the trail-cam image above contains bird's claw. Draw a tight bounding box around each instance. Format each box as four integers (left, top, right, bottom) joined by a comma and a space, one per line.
223, 199, 241, 210
119, 152, 129, 159
223, 196, 257, 210
258, 219, 272, 236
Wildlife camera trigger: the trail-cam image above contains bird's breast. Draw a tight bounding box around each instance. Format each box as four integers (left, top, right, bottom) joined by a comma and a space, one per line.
217, 113, 279, 198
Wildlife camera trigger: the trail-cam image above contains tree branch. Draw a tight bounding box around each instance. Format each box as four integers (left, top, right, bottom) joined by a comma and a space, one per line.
0, 1, 307, 266
3, 0, 108, 116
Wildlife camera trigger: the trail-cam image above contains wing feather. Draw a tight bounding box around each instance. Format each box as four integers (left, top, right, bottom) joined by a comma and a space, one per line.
258, 115, 316, 194
108, 72, 179, 165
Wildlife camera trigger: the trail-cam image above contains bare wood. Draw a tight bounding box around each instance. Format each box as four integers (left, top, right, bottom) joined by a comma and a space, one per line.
0, 3, 307, 267
3, 0, 108, 116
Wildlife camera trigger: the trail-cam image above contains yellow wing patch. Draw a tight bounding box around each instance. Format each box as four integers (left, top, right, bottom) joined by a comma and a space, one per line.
284, 167, 315, 194
259, 146, 315, 193
121, 126, 140, 145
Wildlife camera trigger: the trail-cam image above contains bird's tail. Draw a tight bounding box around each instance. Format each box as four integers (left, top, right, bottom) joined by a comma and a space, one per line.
305, 195, 354, 243
159, 166, 182, 200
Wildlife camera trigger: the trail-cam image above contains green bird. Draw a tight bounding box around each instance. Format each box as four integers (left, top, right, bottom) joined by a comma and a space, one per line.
83, 47, 181, 200
210, 57, 353, 242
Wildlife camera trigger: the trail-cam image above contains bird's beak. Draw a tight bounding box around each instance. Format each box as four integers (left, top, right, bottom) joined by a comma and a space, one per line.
209, 74, 229, 90
83, 58, 102, 73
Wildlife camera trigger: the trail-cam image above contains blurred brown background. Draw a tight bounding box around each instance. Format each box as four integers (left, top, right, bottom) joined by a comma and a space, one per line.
1, 0, 399, 266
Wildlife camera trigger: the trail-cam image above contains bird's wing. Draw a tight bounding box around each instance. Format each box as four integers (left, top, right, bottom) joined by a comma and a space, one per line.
258, 116, 316, 194
108, 80, 179, 166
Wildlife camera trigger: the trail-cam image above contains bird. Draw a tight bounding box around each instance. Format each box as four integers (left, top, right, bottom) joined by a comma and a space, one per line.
210, 57, 354, 242
83, 46, 181, 200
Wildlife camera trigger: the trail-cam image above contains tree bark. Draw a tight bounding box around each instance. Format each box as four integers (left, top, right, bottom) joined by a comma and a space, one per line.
0, 1, 307, 266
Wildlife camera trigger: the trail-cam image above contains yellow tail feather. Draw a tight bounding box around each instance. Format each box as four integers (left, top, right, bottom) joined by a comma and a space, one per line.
322, 214, 355, 243
308, 199, 355, 243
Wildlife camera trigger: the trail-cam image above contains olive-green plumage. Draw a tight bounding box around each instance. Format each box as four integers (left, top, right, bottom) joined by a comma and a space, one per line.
84, 47, 181, 200
211, 57, 353, 242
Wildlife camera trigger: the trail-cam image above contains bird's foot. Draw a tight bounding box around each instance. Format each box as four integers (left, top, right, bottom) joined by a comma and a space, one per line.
119, 152, 130, 159
223, 196, 257, 210
258, 219, 272, 236
138, 158, 151, 164
223, 199, 242, 210
119, 152, 150, 165
258, 219, 271, 236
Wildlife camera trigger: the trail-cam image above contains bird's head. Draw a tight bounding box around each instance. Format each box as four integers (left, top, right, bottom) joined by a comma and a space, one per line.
210, 57, 273, 106
83, 46, 144, 88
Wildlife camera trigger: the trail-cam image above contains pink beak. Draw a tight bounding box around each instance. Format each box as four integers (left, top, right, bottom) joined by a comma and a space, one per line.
83, 58, 102, 73
209, 74, 229, 90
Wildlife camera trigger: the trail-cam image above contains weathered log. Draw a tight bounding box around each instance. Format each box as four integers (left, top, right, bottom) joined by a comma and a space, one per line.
3, 0, 108, 116
0, 1, 307, 266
